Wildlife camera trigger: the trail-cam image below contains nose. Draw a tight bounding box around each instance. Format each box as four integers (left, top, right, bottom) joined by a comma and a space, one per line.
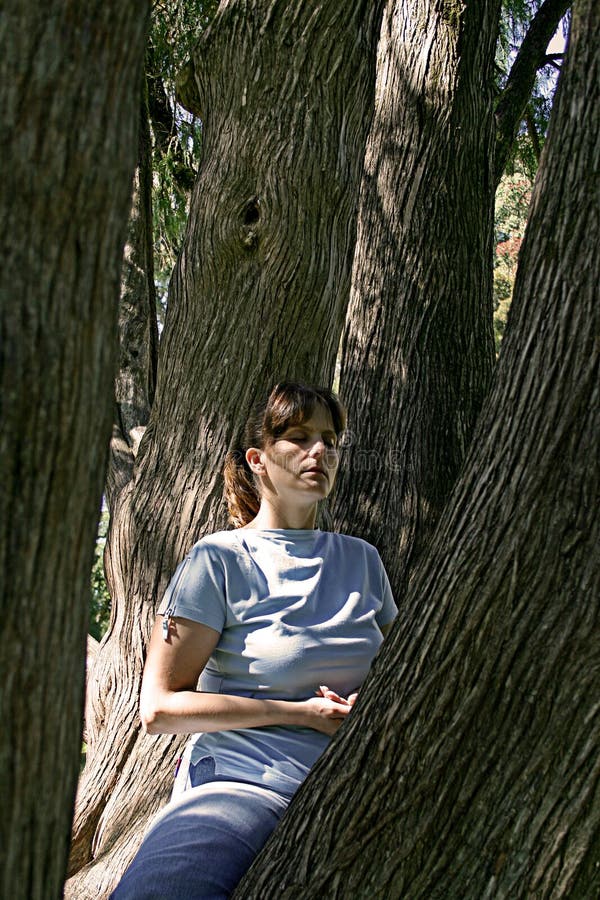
310, 435, 326, 457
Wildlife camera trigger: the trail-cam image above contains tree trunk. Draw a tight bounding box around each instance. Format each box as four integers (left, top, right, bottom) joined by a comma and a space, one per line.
0, 3, 149, 899
235, 3, 600, 894
84, 82, 160, 778
102, 83, 160, 526
67, 1, 385, 894
331, 0, 499, 599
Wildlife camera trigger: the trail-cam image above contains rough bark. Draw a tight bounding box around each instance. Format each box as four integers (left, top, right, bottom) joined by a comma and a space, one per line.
85, 82, 159, 784
235, 3, 600, 894
0, 3, 149, 899
331, 0, 499, 600
67, 1, 385, 894
494, 0, 571, 184
105, 83, 160, 516
525, 103, 543, 162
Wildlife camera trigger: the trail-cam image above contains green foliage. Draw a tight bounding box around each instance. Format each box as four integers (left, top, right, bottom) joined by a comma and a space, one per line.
497, 1, 568, 179
493, 1, 568, 348
152, 139, 199, 314
148, 1, 219, 312
150, 0, 218, 82
90, 507, 111, 640
494, 165, 533, 351
496, 0, 541, 71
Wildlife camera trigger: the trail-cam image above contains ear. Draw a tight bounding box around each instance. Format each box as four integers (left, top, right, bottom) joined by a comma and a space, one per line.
245, 446, 266, 476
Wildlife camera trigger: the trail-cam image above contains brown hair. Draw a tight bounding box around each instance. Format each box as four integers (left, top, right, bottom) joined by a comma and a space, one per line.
223, 381, 347, 527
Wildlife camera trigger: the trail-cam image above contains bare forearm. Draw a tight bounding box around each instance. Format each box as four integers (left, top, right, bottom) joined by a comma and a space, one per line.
140, 687, 351, 736
141, 688, 311, 735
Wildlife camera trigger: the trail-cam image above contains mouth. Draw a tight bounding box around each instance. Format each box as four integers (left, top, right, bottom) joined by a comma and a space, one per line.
304, 467, 327, 477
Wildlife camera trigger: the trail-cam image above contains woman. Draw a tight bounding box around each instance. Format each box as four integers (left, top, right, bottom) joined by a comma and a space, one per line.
112, 381, 397, 899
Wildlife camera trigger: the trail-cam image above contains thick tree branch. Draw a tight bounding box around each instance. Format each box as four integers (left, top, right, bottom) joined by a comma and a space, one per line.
495, 0, 570, 183
329, 0, 499, 595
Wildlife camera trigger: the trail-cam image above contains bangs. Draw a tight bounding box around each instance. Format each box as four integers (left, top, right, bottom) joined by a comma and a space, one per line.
264, 382, 346, 441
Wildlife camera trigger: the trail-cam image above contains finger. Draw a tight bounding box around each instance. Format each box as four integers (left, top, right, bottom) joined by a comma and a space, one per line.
330, 693, 350, 705
347, 692, 359, 706
321, 686, 350, 705
327, 700, 352, 716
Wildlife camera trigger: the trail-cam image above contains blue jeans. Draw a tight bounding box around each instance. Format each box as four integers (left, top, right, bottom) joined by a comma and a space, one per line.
111, 758, 290, 899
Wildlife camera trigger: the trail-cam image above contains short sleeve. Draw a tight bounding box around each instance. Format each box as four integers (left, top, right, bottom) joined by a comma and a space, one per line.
157, 541, 227, 634
375, 553, 398, 627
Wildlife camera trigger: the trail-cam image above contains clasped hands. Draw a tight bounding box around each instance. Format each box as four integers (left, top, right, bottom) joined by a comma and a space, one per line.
316, 684, 359, 706
302, 684, 359, 735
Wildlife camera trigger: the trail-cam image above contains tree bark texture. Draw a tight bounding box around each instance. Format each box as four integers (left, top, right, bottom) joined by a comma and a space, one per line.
106, 87, 160, 514
494, 0, 571, 185
88, 88, 159, 759
67, 2, 385, 894
0, 3, 149, 899
235, 4, 599, 894
331, 0, 499, 601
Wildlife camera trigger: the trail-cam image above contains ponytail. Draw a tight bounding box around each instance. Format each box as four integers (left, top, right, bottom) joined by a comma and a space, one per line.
223, 448, 260, 527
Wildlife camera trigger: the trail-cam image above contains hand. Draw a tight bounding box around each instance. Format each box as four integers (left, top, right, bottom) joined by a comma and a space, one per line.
299, 694, 353, 735
297, 685, 360, 735
316, 685, 359, 706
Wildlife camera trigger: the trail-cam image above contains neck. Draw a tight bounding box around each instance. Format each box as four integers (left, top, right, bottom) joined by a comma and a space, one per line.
243, 500, 318, 530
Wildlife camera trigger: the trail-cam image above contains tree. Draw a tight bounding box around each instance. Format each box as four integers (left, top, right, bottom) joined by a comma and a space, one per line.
67, 2, 387, 894
332, 0, 572, 601
235, 0, 599, 893
0, 3, 150, 899
70, 0, 586, 894
93, 0, 570, 635
88, 4, 218, 648
495, 0, 571, 183
330, 0, 500, 596
146, 0, 220, 308
491, 1, 571, 353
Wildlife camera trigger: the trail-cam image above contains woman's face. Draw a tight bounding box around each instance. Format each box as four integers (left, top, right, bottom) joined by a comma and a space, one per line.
257, 404, 340, 504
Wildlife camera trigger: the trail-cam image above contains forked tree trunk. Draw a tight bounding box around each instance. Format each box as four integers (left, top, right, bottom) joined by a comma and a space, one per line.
331, 0, 499, 598
0, 3, 149, 899
67, 2, 385, 894
235, 3, 600, 894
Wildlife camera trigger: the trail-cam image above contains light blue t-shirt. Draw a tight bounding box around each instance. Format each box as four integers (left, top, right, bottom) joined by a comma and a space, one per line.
158, 528, 397, 797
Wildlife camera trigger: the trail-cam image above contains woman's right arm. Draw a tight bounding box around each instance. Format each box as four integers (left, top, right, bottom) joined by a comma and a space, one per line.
139, 615, 352, 737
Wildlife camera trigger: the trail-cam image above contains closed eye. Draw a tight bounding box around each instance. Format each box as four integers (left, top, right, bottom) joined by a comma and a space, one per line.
282, 429, 338, 448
